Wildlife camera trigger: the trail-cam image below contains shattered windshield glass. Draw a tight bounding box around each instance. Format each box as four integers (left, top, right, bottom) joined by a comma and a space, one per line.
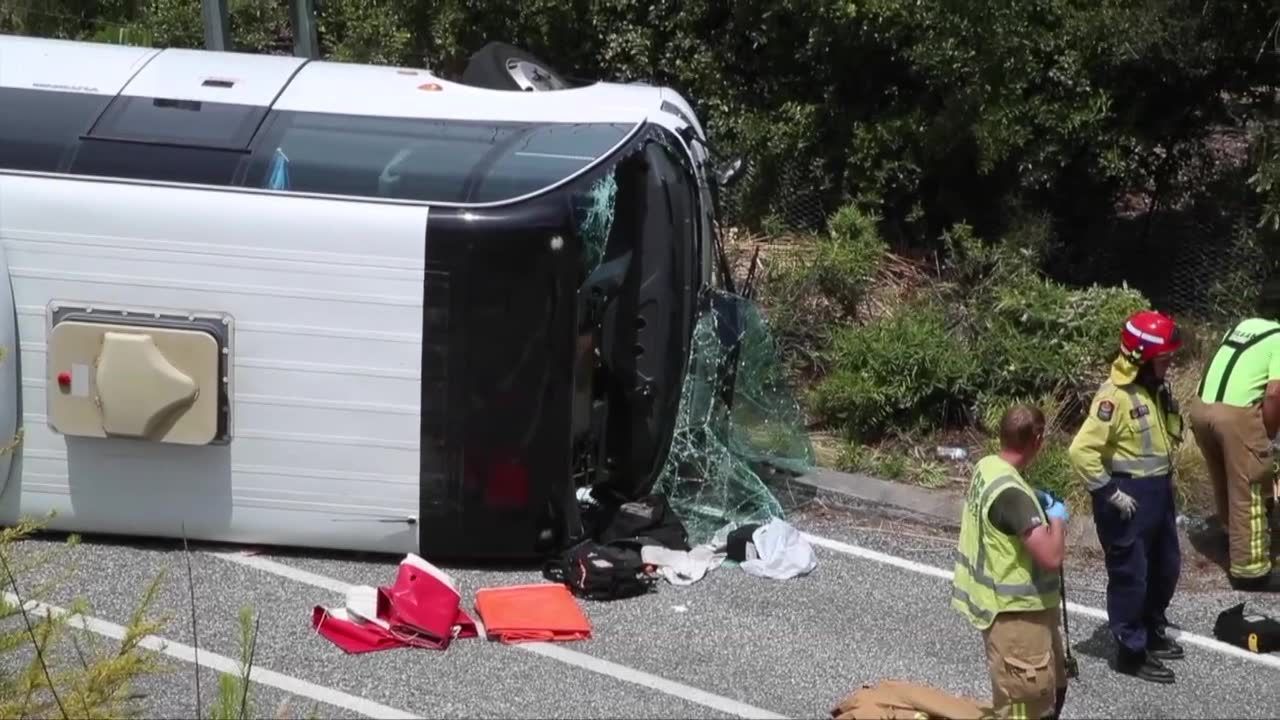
573, 170, 618, 277
653, 290, 816, 543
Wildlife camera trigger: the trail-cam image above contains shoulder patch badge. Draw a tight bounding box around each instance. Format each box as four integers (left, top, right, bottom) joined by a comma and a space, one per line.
1097, 400, 1115, 422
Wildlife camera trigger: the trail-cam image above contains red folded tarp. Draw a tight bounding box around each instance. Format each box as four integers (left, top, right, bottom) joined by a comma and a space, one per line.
313, 554, 477, 654
474, 583, 592, 645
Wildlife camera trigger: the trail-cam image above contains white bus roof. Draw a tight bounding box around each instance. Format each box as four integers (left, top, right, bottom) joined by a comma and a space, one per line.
119, 47, 307, 106
274, 60, 655, 125
0, 33, 697, 131
0, 33, 159, 96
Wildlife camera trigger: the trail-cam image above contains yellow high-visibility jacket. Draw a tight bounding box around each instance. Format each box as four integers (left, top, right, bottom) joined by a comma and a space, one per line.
1068, 373, 1181, 493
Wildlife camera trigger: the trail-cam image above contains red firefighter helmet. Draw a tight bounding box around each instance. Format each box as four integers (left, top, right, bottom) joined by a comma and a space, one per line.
1120, 310, 1181, 365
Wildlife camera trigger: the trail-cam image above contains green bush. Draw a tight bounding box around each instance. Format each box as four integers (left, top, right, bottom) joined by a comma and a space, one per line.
758, 202, 887, 377
1023, 443, 1076, 504
972, 435, 1077, 505
756, 258, 829, 376
971, 274, 1148, 402
974, 392, 1062, 437
810, 297, 975, 439
808, 208, 1151, 441
814, 204, 887, 316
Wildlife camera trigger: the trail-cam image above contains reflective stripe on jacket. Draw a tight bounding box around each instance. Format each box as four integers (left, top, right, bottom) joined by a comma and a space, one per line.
1068, 379, 1181, 493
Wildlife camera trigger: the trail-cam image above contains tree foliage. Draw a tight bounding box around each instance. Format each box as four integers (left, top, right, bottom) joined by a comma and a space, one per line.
805, 211, 1148, 440
1254, 123, 1280, 232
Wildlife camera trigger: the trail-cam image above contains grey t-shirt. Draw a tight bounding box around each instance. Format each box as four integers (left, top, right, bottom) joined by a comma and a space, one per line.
987, 487, 1044, 536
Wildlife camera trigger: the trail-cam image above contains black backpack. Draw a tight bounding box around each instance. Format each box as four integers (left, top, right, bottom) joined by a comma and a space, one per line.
543, 540, 656, 601
596, 494, 690, 551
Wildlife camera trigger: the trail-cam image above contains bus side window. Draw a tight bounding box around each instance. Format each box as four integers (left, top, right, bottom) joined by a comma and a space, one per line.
69, 140, 246, 187
0, 88, 110, 173
247, 114, 410, 198
243, 110, 635, 205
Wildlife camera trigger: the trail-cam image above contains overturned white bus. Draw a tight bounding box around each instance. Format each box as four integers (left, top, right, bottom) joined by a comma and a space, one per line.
0, 34, 734, 560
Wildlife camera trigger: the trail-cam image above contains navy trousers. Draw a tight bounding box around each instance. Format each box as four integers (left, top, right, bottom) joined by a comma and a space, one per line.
1091, 473, 1181, 655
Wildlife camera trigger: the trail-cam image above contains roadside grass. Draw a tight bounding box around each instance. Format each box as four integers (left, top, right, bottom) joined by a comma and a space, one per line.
0, 513, 318, 720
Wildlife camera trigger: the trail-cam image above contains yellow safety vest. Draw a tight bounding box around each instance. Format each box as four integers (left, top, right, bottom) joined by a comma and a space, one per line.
952, 456, 1061, 631
1068, 379, 1181, 493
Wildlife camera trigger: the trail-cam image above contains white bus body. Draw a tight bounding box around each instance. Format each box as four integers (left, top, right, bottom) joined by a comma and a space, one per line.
0, 34, 715, 557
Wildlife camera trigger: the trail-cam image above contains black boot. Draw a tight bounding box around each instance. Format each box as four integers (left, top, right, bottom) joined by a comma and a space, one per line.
1116, 649, 1175, 683
1148, 631, 1185, 660
1229, 572, 1280, 593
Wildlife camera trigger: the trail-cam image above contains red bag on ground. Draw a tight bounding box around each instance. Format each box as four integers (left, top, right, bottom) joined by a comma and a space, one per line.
474, 583, 592, 645
312, 554, 476, 654
311, 605, 405, 654
377, 554, 478, 648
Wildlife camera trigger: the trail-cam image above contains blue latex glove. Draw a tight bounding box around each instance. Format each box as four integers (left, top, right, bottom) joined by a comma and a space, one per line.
1046, 498, 1070, 523
1035, 489, 1053, 510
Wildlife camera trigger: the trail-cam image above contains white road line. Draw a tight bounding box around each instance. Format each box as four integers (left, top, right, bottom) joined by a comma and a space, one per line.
211, 550, 789, 720
3, 592, 420, 720
802, 532, 1280, 671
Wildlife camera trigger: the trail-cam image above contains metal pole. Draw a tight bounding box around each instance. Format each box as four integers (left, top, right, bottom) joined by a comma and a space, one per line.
200, 0, 230, 52
291, 0, 320, 59
1060, 569, 1079, 679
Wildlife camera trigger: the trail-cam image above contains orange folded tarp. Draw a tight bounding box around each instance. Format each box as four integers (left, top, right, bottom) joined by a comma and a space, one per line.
474, 583, 592, 645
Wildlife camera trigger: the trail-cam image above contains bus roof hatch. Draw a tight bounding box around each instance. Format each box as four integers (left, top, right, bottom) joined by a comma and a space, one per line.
116, 47, 307, 106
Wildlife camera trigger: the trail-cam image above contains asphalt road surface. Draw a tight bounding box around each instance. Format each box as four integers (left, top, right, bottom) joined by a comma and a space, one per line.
9, 498, 1280, 720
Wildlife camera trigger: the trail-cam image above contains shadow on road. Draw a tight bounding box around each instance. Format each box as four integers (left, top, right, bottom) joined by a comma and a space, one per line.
1186, 524, 1230, 575
1074, 624, 1117, 670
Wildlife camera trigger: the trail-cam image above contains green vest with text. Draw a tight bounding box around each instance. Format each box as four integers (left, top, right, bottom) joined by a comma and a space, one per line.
952, 456, 1061, 631
1198, 318, 1280, 407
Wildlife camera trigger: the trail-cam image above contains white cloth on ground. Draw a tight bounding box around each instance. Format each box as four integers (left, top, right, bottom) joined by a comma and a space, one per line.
739, 518, 817, 580
640, 544, 726, 586
345, 584, 389, 629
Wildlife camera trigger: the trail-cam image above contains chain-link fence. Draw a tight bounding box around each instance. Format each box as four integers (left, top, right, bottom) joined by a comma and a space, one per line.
720, 135, 1276, 328
1154, 205, 1270, 322
717, 154, 833, 236
1049, 137, 1274, 326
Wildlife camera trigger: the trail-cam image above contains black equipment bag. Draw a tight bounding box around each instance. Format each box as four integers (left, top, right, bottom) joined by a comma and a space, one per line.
1214, 602, 1280, 654
596, 493, 690, 551
543, 540, 656, 601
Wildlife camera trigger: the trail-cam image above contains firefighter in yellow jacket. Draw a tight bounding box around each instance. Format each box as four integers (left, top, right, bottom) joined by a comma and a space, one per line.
953, 404, 1068, 720
1068, 310, 1184, 684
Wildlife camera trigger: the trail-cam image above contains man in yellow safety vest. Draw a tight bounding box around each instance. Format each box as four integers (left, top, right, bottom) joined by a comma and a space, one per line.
1188, 317, 1280, 592
953, 404, 1068, 720
1068, 310, 1184, 684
